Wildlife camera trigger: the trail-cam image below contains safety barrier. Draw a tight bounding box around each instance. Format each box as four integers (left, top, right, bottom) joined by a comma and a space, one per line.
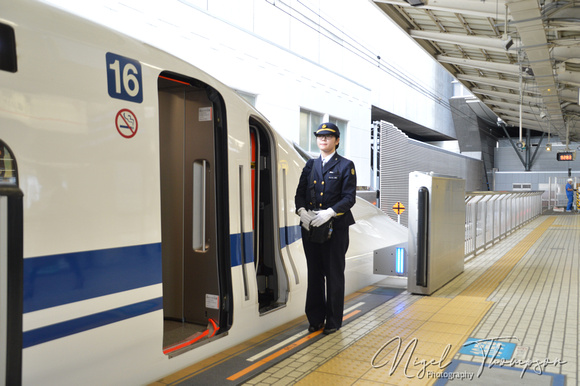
542, 177, 578, 210
465, 191, 543, 258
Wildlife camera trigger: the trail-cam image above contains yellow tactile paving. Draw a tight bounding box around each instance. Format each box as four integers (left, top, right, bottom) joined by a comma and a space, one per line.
371, 321, 423, 337
352, 380, 389, 386
295, 216, 556, 385
317, 357, 370, 378
336, 345, 384, 361
460, 217, 555, 298
296, 371, 357, 385
359, 363, 423, 385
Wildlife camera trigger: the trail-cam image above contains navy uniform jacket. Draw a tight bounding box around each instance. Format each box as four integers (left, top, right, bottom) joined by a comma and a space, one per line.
295, 154, 356, 230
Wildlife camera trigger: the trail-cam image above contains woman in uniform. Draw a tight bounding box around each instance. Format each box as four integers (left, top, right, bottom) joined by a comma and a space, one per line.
295, 122, 357, 334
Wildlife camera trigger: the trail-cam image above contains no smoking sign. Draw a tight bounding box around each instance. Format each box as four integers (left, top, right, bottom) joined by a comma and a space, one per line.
116, 109, 138, 138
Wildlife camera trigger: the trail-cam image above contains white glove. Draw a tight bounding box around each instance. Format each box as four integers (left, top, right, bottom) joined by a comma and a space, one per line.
311, 208, 335, 227
297, 208, 316, 230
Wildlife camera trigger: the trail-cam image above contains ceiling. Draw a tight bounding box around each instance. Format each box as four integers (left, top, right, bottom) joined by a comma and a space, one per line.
372, 0, 580, 142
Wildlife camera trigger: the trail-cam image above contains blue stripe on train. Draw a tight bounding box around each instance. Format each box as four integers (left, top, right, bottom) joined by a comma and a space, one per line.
23, 243, 163, 313
229, 225, 302, 266
23, 297, 163, 348
282, 225, 302, 248
229, 232, 254, 267
22, 226, 303, 347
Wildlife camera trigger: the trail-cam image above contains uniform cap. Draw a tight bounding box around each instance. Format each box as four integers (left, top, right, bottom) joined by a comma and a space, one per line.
314, 122, 340, 137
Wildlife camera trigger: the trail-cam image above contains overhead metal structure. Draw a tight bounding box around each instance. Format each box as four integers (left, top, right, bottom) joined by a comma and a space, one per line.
372, 0, 580, 141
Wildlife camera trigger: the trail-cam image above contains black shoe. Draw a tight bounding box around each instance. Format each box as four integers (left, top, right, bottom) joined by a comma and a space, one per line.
323, 328, 338, 335
308, 323, 324, 332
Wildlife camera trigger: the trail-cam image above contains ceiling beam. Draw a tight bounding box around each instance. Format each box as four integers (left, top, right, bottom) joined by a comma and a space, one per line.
410, 30, 518, 53
373, 0, 509, 19
555, 65, 580, 88
485, 99, 540, 114
456, 73, 539, 93
472, 88, 542, 105
436, 55, 525, 75
507, 0, 566, 137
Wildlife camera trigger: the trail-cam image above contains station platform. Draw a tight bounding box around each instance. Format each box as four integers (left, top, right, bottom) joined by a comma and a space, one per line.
152, 214, 577, 385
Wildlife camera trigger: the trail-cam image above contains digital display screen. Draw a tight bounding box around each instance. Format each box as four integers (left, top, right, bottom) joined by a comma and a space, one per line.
557, 151, 575, 161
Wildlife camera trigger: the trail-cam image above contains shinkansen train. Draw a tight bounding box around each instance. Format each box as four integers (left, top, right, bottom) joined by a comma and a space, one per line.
0, 1, 407, 384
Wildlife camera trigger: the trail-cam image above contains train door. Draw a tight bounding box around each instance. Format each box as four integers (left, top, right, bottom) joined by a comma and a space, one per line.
158, 74, 231, 354
249, 118, 289, 314
0, 142, 23, 385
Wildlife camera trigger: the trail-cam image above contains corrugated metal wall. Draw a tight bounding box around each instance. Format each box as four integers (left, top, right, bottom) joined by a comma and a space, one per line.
379, 121, 483, 226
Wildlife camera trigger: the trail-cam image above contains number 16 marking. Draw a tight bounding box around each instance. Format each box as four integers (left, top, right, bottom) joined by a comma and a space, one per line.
106, 53, 143, 103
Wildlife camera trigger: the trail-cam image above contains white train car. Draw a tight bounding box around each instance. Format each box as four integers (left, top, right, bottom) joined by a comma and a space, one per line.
0, 1, 407, 384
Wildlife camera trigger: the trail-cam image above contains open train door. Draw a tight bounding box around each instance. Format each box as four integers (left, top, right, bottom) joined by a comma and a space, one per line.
249, 118, 290, 314
0, 142, 23, 384
158, 74, 232, 355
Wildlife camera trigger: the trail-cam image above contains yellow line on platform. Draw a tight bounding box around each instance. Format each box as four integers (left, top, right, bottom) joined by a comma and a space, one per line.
226, 310, 361, 381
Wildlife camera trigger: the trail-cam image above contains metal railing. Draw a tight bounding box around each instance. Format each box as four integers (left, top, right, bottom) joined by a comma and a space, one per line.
465, 191, 543, 258
542, 177, 577, 210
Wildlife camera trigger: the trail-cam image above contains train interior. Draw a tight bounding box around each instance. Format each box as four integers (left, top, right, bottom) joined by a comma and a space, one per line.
157, 75, 289, 354
158, 74, 225, 352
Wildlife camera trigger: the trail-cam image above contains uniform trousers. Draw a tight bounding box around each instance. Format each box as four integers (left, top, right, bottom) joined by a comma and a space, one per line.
301, 226, 350, 330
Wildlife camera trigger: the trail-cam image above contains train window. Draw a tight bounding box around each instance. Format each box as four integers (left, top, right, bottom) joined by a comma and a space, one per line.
0, 143, 17, 185
299, 109, 323, 155
327, 117, 347, 156
0, 23, 17, 73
